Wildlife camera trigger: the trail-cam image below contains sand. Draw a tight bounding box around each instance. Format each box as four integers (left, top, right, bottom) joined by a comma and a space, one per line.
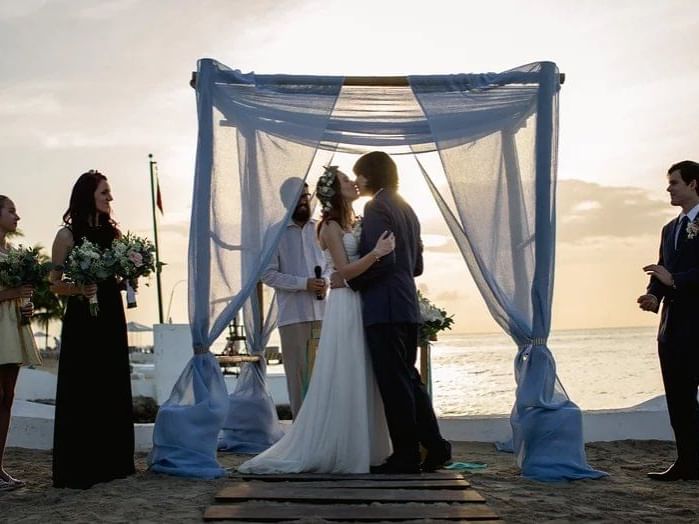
2, 440, 697, 523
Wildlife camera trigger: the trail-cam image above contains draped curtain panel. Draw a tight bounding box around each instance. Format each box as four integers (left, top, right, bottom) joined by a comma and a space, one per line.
150, 58, 605, 481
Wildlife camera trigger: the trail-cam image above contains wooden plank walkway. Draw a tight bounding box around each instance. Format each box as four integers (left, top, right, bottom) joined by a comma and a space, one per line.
205, 472, 501, 522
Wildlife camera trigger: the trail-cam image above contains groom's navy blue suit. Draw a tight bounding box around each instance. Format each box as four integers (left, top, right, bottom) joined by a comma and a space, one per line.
348, 188, 444, 468
648, 215, 699, 474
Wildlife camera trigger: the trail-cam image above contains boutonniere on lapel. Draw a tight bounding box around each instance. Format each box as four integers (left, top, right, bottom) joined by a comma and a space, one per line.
686, 218, 699, 240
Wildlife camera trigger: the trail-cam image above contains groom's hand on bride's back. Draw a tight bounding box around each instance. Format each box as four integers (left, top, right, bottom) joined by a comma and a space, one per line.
329, 271, 346, 289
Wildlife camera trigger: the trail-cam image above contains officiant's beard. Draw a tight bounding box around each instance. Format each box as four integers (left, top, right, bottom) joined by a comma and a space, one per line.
292, 205, 310, 224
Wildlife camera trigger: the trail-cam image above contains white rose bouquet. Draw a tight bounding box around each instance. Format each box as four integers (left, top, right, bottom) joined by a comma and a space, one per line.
0, 245, 52, 325
111, 233, 156, 308
64, 240, 115, 316
417, 290, 455, 345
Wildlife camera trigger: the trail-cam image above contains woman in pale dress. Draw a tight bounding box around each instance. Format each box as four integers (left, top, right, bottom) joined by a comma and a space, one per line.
238, 166, 395, 474
0, 196, 40, 491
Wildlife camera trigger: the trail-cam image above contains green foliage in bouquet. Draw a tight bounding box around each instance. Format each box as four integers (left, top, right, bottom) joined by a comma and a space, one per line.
111, 232, 156, 281
64, 239, 115, 284
0, 245, 52, 288
417, 290, 455, 345
64, 240, 116, 316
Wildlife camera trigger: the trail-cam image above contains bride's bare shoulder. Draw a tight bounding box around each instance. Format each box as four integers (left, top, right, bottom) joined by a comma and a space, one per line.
319, 220, 343, 248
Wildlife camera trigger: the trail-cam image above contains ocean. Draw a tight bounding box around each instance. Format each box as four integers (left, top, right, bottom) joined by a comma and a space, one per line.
430, 326, 664, 416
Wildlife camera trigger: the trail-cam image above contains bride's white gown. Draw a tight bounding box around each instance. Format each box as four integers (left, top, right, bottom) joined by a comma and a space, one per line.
238, 233, 391, 474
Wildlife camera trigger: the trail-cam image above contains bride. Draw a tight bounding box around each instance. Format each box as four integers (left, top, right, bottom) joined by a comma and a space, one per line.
238, 166, 395, 474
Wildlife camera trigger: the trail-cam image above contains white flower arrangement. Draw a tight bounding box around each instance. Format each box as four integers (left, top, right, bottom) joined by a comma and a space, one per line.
112, 233, 156, 280
0, 245, 52, 325
686, 218, 699, 240
111, 233, 156, 309
418, 290, 454, 345
64, 240, 116, 316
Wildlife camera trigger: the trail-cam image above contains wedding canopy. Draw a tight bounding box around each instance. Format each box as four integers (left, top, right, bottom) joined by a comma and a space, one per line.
150, 58, 606, 481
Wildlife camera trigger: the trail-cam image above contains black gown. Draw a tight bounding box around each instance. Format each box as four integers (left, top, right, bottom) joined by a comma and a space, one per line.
52, 224, 135, 489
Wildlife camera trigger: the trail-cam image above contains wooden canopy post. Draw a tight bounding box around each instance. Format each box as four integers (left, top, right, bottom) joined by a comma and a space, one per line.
190, 71, 565, 88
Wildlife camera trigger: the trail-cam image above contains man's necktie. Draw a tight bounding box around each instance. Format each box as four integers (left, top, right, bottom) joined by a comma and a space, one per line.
676, 215, 690, 250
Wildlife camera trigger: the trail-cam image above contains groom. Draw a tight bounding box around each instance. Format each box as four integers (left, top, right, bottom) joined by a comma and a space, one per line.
333, 151, 451, 473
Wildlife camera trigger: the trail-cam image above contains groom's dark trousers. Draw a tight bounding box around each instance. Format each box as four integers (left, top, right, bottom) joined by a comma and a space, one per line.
648, 216, 699, 473
364, 322, 442, 464
349, 189, 444, 466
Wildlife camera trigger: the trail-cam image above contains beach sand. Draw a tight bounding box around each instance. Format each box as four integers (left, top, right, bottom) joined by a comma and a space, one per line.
2, 440, 697, 522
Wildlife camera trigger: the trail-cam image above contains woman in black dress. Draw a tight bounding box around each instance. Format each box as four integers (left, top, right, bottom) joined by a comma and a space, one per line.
49, 170, 134, 489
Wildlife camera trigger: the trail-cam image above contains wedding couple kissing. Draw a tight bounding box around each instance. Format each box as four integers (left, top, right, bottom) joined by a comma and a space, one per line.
239, 151, 452, 475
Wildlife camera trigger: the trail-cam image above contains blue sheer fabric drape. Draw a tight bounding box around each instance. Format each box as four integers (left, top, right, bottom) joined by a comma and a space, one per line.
153, 58, 604, 481
411, 63, 605, 480
217, 291, 285, 452
150, 59, 343, 477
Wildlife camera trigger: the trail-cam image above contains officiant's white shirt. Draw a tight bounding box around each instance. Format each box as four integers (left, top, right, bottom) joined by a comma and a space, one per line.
261, 219, 330, 327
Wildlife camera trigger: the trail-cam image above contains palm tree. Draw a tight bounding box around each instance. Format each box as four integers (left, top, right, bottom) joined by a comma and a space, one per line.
31, 246, 66, 350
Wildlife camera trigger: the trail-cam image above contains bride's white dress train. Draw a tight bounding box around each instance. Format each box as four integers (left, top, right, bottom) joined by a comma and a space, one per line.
238, 233, 391, 474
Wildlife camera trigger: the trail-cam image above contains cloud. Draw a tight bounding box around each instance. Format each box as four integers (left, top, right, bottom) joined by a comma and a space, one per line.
556, 180, 674, 243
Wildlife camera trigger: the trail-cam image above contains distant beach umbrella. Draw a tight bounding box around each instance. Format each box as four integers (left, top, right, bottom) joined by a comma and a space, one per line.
126, 321, 153, 332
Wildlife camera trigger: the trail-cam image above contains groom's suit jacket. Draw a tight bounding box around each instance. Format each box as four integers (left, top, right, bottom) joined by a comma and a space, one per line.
347, 189, 423, 326
647, 216, 699, 347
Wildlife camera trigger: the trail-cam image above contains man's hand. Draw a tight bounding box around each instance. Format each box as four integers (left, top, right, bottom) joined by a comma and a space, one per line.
637, 294, 659, 312
306, 278, 326, 295
330, 271, 346, 289
643, 264, 673, 287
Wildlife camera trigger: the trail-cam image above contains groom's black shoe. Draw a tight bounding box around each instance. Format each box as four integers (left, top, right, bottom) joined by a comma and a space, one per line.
647, 462, 699, 481
422, 440, 452, 472
370, 457, 421, 474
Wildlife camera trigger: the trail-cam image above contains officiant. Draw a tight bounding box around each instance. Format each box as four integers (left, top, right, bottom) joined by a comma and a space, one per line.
261, 179, 330, 418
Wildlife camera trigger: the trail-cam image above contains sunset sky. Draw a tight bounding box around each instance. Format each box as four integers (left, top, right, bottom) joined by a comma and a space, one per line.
2, 0, 698, 337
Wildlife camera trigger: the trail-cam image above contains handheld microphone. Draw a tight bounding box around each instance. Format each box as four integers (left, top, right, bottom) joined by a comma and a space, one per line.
314, 265, 324, 300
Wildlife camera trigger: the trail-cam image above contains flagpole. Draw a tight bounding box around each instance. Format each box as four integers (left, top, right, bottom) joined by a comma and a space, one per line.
149, 153, 164, 324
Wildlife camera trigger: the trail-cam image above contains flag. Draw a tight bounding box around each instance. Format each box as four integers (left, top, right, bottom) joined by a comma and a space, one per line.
156, 177, 164, 214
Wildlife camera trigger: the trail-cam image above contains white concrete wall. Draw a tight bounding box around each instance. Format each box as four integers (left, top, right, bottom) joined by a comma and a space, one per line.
153, 323, 195, 404
10, 399, 674, 452
153, 323, 289, 405
8, 400, 153, 452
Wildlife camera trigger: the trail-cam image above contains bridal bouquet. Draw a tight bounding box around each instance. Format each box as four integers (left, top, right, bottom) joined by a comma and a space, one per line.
111, 233, 156, 308
417, 290, 454, 345
0, 245, 52, 325
64, 240, 115, 316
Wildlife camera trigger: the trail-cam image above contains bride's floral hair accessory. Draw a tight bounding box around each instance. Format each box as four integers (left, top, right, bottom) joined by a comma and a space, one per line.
316, 165, 339, 212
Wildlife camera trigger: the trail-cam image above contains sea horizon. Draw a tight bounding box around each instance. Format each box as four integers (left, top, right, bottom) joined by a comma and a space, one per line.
430, 325, 662, 417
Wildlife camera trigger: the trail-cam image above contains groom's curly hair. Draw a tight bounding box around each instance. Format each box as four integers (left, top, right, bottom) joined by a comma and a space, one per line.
353, 151, 398, 192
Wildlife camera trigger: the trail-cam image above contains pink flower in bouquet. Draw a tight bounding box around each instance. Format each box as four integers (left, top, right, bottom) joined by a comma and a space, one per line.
127, 251, 144, 267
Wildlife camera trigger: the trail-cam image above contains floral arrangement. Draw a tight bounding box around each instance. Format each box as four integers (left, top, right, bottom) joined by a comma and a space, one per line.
63, 240, 115, 316
418, 290, 454, 345
686, 218, 699, 240
316, 165, 339, 212
0, 245, 52, 325
111, 233, 156, 280
111, 233, 156, 308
